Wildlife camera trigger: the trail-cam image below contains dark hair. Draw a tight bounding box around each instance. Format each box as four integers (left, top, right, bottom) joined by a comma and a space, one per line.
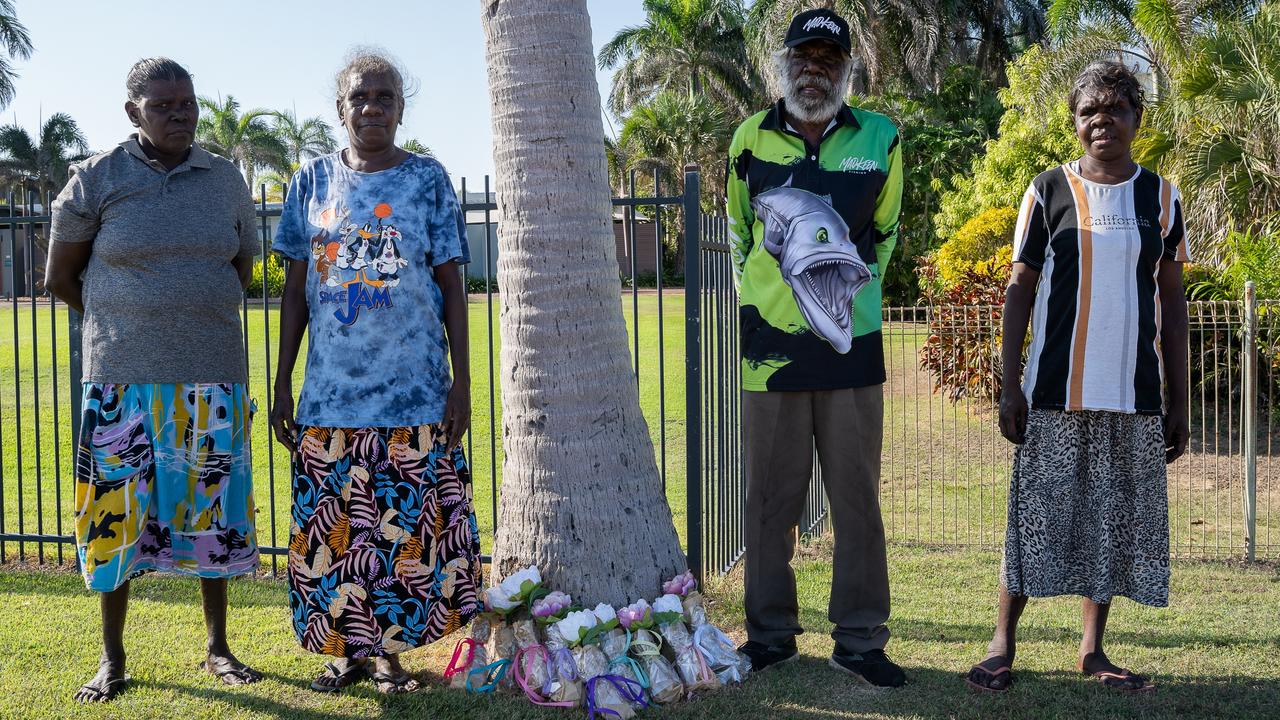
334, 48, 416, 105
1068, 60, 1145, 115
126, 57, 192, 101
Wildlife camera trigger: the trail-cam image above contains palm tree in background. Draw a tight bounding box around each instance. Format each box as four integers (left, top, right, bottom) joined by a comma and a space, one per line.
746, 0, 1048, 93
196, 95, 289, 190
0, 113, 90, 195
401, 138, 434, 156
0, 0, 32, 110
1134, 2, 1278, 264
1045, 0, 1258, 80
598, 0, 762, 117
273, 110, 336, 168
620, 90, 731, 199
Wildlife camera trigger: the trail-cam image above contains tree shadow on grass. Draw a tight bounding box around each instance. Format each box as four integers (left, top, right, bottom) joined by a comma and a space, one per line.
673, 657, 1280, 720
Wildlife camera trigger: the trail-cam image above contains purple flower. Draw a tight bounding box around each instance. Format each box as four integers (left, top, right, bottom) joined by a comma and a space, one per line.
532, 591, 572, 619
617, 599, 652, 628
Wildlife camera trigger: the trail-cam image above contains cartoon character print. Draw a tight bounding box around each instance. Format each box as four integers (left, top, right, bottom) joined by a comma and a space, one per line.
338, 222, 376, 271
314, 202, 407, 325
310, 230, 343, 287
372, 226, 408, 287
750, 183, 871, 354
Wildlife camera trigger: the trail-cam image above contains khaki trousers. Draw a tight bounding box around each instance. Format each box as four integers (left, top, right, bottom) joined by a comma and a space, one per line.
742, 386, 890, 654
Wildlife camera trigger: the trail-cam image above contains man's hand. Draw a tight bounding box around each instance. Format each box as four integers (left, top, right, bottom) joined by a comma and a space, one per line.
271, 386, 297, 452
1164, 410, 1189, 465
441, 379, 470, 450
999, 386, 1029, 445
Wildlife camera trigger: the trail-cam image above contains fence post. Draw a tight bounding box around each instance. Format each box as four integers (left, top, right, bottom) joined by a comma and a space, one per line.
683, 165, 703, 584
69, 309, 83, 451
1242, 281, 1258, 561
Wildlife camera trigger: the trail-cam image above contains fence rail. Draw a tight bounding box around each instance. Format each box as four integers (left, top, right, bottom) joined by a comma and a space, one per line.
1, 174, 1274, 587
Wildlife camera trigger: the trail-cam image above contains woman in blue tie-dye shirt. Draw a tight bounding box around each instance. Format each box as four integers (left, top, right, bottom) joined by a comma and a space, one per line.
271, 50, 484, 695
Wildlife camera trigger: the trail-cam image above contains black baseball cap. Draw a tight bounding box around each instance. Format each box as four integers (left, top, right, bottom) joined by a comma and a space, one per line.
784, 9, 852, 56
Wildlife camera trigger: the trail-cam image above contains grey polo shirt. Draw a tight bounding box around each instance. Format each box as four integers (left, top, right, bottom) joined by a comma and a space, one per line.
50, 136, 260, 384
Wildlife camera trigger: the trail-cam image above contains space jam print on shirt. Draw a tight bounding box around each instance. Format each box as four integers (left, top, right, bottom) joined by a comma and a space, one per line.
273, 151, 469, 427
311, 202, 407, 325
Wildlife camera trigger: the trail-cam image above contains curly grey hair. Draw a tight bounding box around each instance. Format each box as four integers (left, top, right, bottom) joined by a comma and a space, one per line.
1068, 60, 1145, 116
333, 47, 416, 105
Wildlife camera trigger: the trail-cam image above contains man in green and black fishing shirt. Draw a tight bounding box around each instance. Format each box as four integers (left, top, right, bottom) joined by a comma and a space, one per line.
727, 8, 905, 688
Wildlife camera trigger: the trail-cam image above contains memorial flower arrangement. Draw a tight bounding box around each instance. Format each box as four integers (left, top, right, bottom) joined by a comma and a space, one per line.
451, 568, 749, 716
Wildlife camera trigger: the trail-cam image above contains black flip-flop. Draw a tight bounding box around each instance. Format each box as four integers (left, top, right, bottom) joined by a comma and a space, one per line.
372, 670, 421, 695
310, 660, 368, 693
1088, 667, 1155, 693
75, 673, 131, 703
964, 656, 1013, 694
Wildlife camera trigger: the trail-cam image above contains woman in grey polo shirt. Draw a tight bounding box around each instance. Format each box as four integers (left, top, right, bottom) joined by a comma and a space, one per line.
45, 58, 263, 703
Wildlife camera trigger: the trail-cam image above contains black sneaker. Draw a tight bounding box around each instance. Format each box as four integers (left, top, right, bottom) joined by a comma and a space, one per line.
829, 649, 906, 688
737, 641, 799, 671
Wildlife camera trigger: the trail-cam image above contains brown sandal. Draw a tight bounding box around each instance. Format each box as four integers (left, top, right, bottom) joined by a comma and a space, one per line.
964, 656, 1013, 693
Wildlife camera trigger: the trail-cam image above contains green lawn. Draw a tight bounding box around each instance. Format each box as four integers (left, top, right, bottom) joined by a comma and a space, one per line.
0, 543, 1276, 719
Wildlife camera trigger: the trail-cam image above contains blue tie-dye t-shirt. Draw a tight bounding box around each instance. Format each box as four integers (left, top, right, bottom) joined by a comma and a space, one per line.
272, 151, 469, 427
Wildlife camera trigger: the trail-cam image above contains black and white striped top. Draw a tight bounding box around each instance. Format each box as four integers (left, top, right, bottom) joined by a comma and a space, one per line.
1014, 162, 1191, 415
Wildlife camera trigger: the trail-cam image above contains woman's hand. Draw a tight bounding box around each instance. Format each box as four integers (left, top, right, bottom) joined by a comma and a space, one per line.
999, 385, 1029, 445
441, 379, 470, 450
1164, 409, 1189, 465
271, 385, 297, 452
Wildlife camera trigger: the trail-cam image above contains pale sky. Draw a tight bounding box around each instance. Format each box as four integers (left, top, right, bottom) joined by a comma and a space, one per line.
4, 0, 648, 188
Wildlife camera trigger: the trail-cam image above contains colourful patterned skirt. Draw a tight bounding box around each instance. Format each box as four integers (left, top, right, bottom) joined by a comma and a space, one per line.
288, 424, 484, 658
74, 383, 259, 593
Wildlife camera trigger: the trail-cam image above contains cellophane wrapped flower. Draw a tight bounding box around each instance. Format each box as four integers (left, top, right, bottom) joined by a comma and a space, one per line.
626, 611, 684, 704
679, 587, 751, 685
541, 623, 583, 707
571, 607, 633, 719
654, 593, 720, 695
447, 613, 492, 690
602, 618, 649, 711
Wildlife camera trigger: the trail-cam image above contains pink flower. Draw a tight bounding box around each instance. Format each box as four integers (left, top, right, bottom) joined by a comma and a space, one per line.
532, 591, 572, 619
663, 570, 697, 597
617, 599, 652, 628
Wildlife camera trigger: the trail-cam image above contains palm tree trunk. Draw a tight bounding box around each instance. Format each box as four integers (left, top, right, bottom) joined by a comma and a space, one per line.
481, 0, 685, 605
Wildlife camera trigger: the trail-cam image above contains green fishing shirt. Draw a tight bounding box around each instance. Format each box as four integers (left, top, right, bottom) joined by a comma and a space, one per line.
727, 99, 903, 391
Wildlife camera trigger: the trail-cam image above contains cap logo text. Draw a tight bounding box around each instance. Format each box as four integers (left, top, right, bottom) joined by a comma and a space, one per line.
803, 16, 842, 35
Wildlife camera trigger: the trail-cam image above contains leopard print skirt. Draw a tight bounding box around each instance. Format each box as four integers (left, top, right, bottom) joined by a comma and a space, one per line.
1000, 409, 1170, 607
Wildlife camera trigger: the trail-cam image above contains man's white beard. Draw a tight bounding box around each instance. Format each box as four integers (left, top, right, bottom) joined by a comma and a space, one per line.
783, 83, 846, 125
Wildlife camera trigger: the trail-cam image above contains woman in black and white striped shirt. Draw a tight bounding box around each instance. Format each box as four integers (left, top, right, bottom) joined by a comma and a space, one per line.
966, 61, 1190, 695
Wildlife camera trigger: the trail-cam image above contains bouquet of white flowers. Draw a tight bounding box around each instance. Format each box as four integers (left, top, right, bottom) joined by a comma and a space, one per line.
654, 593, 720, 695
621, 599, 684, 704
666, 570, 751, 685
